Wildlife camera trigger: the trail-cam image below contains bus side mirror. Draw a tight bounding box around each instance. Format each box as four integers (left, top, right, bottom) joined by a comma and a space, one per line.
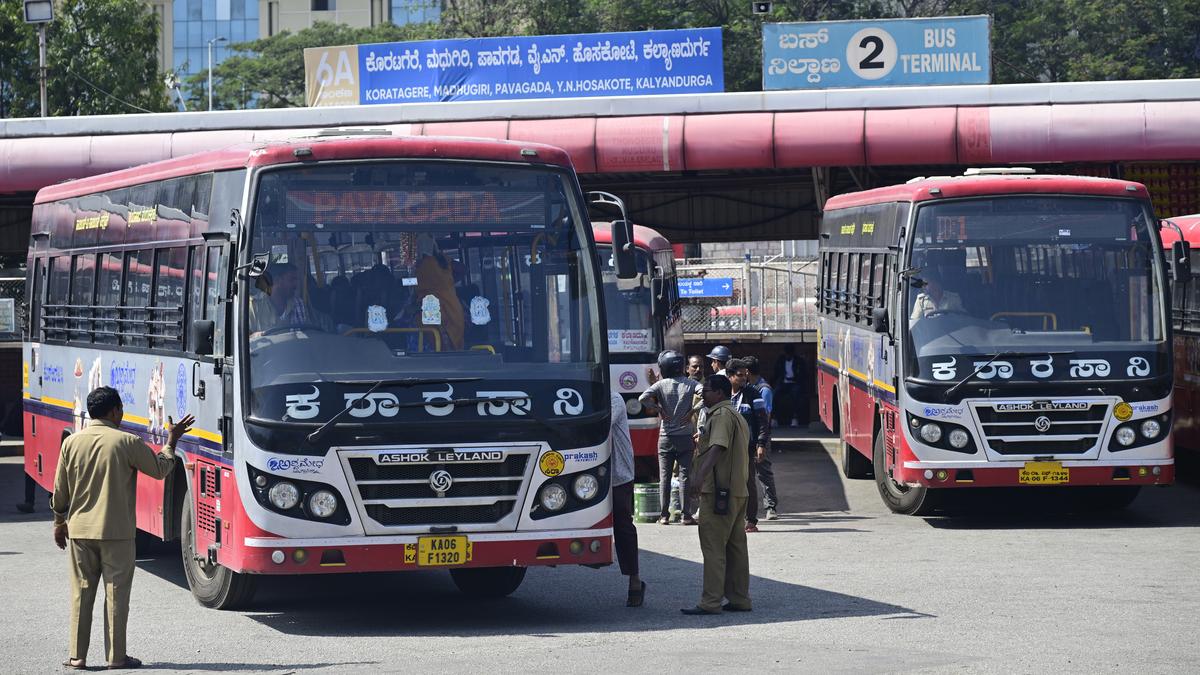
1172, 240, 1193, 282
610, 219, 637, 280
191, 320, 215, 356
870, 307, 889, 334
651, 277, 667, 318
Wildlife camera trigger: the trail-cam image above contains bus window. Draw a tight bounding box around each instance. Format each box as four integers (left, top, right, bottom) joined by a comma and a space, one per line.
204, 246, 225, 355
96, 252, 123, 345
46, 257, 70, 341
152, 247, 187, 349
188, 246, 206, 351
69, 254, 96, 343
123, 250, 154, 347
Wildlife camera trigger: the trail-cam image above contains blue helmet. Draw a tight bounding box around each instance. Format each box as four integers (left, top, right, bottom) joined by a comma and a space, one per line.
657, 350, 685, 377
706, 345, 732, 363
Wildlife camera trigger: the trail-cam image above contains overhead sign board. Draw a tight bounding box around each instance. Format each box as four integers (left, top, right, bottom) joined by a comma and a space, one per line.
762, 15, 990, 90
305, 27, 724, 107
678, 278, 734, 298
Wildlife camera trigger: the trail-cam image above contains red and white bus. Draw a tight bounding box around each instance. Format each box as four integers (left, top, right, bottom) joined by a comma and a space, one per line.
1162, 214, 1200, 454
23, 133, 629, 607
593, 222, 682, 481
817, 169, 1176, 515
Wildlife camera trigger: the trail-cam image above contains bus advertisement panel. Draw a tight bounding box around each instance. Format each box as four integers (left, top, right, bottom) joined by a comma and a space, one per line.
817, 170, 1174, 515
24, 135, 621, 607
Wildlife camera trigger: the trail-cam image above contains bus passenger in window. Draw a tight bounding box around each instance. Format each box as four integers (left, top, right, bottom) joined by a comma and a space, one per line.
248, 262, 334, 337
909, 270, 965, 325
414, 235, 464, 350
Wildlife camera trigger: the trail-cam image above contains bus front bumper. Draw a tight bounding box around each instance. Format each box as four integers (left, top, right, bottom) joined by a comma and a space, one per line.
895, 459, 1174, 488
236, 529, 613, 575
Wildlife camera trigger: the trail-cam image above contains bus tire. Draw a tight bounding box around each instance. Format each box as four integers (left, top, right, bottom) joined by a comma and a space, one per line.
181, 490, 257, 610
872, 430, 937, 516
839, 438, 873, 479
449, 566, 527, 598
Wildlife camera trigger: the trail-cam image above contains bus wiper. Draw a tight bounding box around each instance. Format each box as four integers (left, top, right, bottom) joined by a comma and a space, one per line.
307, 377, 482, 444
943, 351, 1074, 400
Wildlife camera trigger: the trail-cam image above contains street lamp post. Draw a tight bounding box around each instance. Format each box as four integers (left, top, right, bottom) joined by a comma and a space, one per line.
207, 36, 228, 111
22, 0, 54, 117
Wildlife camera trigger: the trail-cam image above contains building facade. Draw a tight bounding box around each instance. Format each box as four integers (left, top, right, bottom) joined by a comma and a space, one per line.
148, 0, 440, 82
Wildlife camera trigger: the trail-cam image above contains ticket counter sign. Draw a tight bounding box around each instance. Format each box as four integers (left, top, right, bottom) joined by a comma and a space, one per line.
762, 15, 990, 90
304, 27, 723, 106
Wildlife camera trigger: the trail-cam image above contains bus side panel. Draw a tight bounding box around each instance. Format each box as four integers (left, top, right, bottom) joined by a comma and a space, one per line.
24, 408, 72, 493
817, 364, 837, 432
846, 378, 876, 456
1173, 335, 1200, 452
135, 473, 166, 537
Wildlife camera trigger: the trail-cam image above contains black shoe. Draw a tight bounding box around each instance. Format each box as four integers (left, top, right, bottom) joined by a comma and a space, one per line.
15, 502, 33, 514
722, 603, 752, 612
680, 606, 721, 615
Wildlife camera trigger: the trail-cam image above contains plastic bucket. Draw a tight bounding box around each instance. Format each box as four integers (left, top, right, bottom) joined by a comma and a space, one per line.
633, 483, 661, 522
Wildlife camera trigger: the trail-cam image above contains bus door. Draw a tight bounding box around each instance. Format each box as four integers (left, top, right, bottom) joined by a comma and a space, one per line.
26, 255, 48, 486
184, 240, 231, 557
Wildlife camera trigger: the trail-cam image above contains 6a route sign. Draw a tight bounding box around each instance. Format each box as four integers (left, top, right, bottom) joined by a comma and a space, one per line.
678, 278, 733, 298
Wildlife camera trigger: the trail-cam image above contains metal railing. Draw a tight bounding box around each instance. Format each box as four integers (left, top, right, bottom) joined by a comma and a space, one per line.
676, 256, 818, 334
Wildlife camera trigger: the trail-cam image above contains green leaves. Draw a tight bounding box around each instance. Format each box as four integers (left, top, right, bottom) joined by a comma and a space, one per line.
0, 0, 171, 117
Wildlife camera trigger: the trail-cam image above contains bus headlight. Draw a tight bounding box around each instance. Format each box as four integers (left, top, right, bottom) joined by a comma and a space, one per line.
573, 474, 600, 501
948, 428, 970, 449
1116, 427, 1137, 447
268, 482, 300, 510
919, 423, 942, 444
1140, 419, 1161, 439
307, 490, 338, 519
539, 484, 568, 511
625, 397, 642, 416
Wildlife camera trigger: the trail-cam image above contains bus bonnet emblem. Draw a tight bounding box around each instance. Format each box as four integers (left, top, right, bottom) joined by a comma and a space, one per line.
429, 470, 453, 495
1034, 416, 1052, 433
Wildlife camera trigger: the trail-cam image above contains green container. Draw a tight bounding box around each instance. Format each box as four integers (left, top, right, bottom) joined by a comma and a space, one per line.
633, 483, 661, 523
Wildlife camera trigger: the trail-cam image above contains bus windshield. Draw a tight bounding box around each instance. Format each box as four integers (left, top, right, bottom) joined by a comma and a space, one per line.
598, 244, 657, 355
906, 196, 1166, 379
245, 161, 602, 422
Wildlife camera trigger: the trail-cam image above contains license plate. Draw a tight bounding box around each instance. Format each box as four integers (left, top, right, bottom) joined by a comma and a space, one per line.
416, 536, 472, 567
1019, 461, 1069, 485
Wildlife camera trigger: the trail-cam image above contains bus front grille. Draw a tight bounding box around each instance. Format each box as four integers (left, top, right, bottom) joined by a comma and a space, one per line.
340, 449, 533, 532
973, 402, 1110, 456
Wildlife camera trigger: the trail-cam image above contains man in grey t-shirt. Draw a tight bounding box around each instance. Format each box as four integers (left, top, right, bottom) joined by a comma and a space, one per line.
639, 350, 702, 525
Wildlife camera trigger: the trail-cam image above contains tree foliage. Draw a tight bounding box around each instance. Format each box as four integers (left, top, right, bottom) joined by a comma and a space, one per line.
0, 0, 170, 117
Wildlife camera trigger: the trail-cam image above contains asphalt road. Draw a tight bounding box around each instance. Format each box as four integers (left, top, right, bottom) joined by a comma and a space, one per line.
3, 436, 1200, 674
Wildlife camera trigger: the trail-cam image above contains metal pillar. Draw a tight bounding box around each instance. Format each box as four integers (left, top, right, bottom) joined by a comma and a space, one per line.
37, 24, 47, 117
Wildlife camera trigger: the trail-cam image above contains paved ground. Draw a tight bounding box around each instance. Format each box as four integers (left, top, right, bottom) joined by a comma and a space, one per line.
3, 433, 1200, 674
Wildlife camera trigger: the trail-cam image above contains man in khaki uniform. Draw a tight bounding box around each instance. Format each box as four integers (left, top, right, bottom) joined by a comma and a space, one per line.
682, 374, 752, 615
52, 386, 192, 670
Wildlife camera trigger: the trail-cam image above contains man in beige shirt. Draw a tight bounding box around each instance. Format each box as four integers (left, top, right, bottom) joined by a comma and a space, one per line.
52, 386, 192, 670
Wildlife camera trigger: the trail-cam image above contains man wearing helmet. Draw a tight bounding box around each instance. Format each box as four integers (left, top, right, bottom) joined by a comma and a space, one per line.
639, 350, 703, 525
707, 345, 732, 376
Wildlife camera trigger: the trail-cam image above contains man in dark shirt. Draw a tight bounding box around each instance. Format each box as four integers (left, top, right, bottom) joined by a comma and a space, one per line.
727, 359, 776, 531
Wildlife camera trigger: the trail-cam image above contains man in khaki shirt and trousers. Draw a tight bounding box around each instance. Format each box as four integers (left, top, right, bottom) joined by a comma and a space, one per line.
52, 386, 193, 670
682, 374, 752, 615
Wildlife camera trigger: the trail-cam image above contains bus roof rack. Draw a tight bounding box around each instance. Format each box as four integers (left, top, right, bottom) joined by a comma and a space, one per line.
314, 128, 393, 137
963, 167, 1036, 176
906, 175, 952, 183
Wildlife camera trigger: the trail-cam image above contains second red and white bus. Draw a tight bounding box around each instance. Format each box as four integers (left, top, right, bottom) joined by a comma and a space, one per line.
1162, 214, 1200, 454
593, 222, 683, 481
818, 169, 1176, 514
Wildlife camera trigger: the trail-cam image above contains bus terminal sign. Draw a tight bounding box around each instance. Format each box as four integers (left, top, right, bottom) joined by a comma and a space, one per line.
762, 15, 990, 90
304, 27, 723, 106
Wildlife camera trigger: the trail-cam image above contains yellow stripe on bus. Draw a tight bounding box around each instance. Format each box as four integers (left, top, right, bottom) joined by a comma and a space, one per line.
30, 395, 222, 443
42, 396, 75, 410
873, 379, 897, 393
